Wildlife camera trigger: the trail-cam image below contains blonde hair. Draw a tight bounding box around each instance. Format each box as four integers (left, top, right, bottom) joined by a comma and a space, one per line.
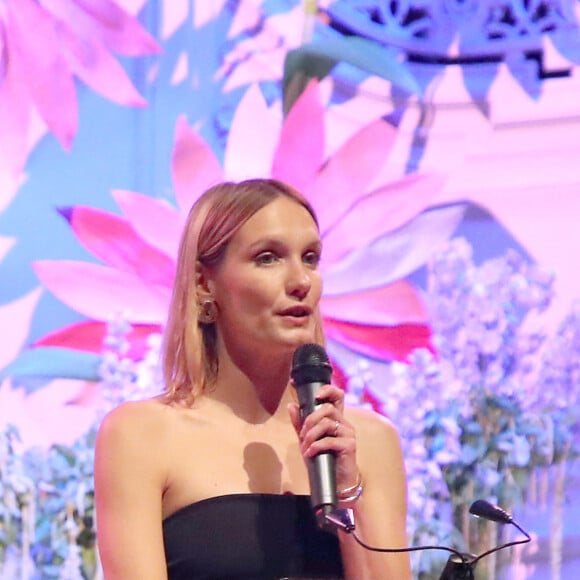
162, 178, 322, 404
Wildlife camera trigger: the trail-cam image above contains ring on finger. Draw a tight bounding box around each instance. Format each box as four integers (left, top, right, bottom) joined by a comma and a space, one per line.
333, 420, 340, 437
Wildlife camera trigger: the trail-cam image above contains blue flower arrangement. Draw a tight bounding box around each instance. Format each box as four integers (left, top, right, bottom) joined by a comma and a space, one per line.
351, 237, 580, 577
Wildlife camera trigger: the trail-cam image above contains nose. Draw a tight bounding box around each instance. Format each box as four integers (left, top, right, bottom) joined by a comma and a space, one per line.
286, 258, 311, 300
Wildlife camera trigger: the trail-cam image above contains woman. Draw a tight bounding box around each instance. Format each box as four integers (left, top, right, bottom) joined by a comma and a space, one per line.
94, 178, 411, 579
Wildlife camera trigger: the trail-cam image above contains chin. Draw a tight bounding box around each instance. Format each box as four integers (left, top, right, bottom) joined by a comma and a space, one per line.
260, 326, 317, 355
283, 331, 317, 349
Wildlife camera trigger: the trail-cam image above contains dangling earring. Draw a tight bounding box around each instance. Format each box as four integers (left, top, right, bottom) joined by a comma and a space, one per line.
198, 299, 217, 324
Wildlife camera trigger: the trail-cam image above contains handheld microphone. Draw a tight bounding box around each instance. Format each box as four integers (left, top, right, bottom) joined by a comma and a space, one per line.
291, 343, 337, 529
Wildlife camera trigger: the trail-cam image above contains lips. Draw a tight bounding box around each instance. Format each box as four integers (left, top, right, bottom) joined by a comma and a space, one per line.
279, 306, 311, 317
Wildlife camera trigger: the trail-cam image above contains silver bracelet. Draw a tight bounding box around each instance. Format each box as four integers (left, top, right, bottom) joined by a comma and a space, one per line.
337, 472, 363, 503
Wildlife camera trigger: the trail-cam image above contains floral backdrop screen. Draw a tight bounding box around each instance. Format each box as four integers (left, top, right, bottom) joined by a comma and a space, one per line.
0, 1, 579, 579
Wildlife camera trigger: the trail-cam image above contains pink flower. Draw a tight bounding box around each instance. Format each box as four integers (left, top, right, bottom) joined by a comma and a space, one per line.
0, 0, 161, 204
33, 81, 463, 364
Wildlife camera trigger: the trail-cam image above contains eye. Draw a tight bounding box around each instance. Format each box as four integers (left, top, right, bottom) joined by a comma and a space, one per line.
303, 250, 321, 267
255, 251, 279, 265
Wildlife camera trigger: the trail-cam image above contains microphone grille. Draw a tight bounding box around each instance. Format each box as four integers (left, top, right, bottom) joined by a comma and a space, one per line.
291, 344, 332, 385
292, 343, 329, 367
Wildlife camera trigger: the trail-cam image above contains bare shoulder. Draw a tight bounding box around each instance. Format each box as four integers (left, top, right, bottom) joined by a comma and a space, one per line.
97, 399, 172, 458
344, 405, 404, 472
345, 405, 400, 444
344, 403, 408, 540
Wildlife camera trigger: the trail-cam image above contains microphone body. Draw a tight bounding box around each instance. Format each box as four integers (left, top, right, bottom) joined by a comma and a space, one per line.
291, 344, 337, 528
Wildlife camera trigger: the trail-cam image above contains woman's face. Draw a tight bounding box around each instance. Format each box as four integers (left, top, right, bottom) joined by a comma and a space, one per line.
208, 196, 323, 356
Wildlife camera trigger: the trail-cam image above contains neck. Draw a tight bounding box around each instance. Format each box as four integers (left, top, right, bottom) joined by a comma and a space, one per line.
207, 342, 297, 424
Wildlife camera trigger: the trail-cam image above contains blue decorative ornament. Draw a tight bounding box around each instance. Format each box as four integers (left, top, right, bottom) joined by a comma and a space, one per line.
325, 0, 578, 61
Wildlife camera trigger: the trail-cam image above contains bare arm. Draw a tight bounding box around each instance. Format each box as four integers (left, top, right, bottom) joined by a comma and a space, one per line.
94, 401, 169, 580
339, 408, 411, 580
289, 387, 411, 580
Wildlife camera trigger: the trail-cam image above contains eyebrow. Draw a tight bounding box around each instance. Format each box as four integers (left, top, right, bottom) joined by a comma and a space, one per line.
246, 236, 322, 251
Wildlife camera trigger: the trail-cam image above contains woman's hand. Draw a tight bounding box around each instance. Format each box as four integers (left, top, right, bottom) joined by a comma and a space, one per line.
288, 384, 359, 494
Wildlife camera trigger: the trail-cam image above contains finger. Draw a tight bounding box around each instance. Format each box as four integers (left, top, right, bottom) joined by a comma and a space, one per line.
304, 431, 356, 459
302, 416, 339, 446
299, 402, 339, 435
287, 402, 301, 434
315, 384, 345, 409
301, 416, 354, 450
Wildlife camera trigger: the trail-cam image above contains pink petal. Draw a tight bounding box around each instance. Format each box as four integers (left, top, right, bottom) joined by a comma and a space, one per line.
221, 47, 288, 92
323, 204, 465, 295
328, 357, 349, 391
66, 378, 106, 407
112, 190, 183, 259
324, 318, 433, 362
227, 2, 261, 39
7, 0, 78, 149
271, 80, 325, 192
223, 84, 280, 180
46, 0, 161, 56
115, 0, 147, 14
171, 116, 223, 211
322, 173, 447, 265
193, 1, 228, 29
0, 236, 15, 262
60, 27, 147, 107
322, 80, 398, 158
160, 0, 188, 40
0, 288, 43, 370
66, 206, 175, 286
219, 7, 304, 91
309, 119, 398, 234
0, 379, 98, 450
34, 320, 107, 353
361, 385, 390, 417
34, 320, 161, 360
26, 379, 99, 447
33, 260, 170, 323
0, 381, 38, 448
0, 172, 21, 214
321, 280, 429, 326
0, 66, 30, 180
0, 379, 100, 450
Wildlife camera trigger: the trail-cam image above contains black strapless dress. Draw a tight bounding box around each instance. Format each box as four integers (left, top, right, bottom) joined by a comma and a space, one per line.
162, 493, 344, 579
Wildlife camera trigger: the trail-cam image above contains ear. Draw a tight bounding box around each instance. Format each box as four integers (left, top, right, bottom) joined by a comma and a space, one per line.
195, 261, 215, 302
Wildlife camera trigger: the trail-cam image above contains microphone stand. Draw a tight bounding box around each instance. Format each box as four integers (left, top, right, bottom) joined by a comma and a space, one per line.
324, 499, 531, 580
438, 513, 531, 579
440, 501, 531, 579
